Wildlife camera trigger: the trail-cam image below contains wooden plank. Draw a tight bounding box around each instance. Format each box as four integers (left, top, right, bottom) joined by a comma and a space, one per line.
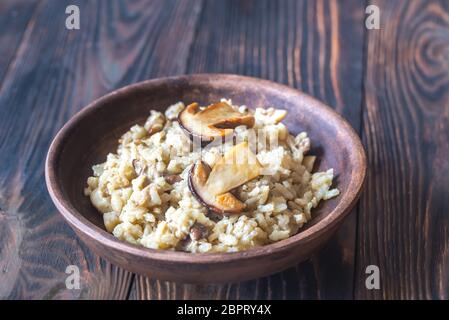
0, 0, 203, 299
356, 0, 449, 299
134, 0, 366, 299
0, 0, 39, 84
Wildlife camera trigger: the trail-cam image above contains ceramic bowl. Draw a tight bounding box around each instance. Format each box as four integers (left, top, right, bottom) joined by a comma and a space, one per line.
45, 74, 366, 283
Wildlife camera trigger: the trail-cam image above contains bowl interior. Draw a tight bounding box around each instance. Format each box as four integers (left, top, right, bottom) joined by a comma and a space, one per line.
53, 75, 363, 247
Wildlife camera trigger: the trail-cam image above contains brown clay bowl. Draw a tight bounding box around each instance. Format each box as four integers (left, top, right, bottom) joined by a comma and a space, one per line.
45, 74, 366, 283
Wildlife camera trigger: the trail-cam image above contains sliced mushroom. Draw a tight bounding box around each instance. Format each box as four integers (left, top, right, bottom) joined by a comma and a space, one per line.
175, 237, 192, 251
188, 142, 262, 215
189, 223, 209, 241
178, 102, 255, 143
206, 210, 223, 222
188, 161, 246, 215
164, 174, 182, 184
206, 141, 262, 195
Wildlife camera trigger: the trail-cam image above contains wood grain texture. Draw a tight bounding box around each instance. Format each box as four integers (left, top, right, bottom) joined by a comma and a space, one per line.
0, 0, 39, 85
0, 0, 203, 299
133, 0, 366, 299
356, 0, 449, 299
7, 0, 447, 300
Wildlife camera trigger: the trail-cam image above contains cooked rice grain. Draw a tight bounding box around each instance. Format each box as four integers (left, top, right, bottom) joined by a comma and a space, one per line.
84, 100, 339, 253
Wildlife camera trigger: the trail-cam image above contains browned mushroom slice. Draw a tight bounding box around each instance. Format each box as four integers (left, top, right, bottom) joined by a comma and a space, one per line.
164, 174, 182, 184
178, 102, 254, 143
189, 222, 209, 241
188, 142, 262, 215
206, 142, 262, 196
188, 161, 246, 215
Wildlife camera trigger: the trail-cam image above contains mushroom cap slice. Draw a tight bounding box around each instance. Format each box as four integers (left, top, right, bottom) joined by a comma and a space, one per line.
188, 142, 262, 215
188, 161, 246, 215
206, 141, 262, 196
178, 102, 255, 143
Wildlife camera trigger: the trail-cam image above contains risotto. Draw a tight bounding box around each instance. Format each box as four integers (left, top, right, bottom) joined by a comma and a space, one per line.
84, 99, 339, 253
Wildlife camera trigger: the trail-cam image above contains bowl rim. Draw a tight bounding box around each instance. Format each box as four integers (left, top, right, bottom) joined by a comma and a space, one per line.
45, 73, 366, 264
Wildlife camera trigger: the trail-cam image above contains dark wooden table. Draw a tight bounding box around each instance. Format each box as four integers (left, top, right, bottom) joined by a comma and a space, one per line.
1, 0, 448, 300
